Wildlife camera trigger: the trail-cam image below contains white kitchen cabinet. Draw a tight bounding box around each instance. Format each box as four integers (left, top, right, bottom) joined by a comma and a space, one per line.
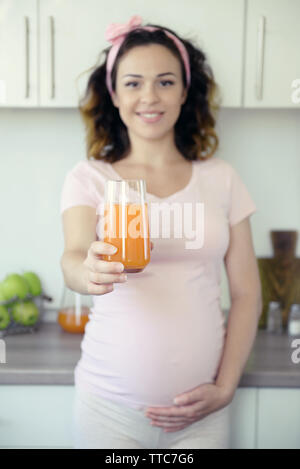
39, 0, 245, 107
0, 385, 75, 448
113, 0, 245, 108
228, 388, 257, 449
244, 0, 300, 108
0, 0, 38, 107
0, 385, 299, 448
39, 0, 106, 107
0, 385, 257, 449
257, 388, 300, 449
1, 0, 245, 108
2, 0, 300, 109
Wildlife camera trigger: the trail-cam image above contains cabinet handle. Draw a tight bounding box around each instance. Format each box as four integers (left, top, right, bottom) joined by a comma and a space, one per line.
25, 17, 30, 98
49, 16, 55, 99
255, 16, 266, 101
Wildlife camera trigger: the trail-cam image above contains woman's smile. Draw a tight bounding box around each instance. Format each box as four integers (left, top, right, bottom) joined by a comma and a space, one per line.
136, 112, 165, 124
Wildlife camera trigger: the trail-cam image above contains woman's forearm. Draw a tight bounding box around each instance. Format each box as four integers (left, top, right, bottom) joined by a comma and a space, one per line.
215, 294, 262, 401
60, 250, 89, 295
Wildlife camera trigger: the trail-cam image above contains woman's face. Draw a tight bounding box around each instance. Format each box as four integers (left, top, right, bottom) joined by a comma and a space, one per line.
112, 44, 187, 142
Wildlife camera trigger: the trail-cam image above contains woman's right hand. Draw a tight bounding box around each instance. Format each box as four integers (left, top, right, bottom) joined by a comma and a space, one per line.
83, 241, 127, 295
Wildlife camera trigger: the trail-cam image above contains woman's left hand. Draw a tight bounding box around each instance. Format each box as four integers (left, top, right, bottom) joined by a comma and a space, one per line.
144, 383, 233, 432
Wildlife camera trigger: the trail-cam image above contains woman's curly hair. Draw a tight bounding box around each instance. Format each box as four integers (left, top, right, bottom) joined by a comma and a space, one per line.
78, 24, 222, 163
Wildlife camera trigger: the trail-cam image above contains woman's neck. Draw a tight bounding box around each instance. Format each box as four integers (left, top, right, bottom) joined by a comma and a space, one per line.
124, 131, 186, 168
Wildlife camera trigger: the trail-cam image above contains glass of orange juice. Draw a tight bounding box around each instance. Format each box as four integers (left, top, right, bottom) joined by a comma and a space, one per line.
57, 288, 91, 334
101, 179, 150, 273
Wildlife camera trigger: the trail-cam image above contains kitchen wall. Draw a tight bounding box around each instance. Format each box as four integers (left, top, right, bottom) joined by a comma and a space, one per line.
0, 107, 299, 309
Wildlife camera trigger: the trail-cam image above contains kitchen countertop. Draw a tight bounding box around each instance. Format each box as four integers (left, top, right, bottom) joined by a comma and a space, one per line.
0, 321, 300, 387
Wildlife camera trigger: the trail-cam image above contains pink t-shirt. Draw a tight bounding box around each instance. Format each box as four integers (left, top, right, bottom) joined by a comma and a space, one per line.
60, 156, 257, 410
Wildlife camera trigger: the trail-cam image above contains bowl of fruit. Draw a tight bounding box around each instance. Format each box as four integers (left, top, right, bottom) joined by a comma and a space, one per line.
0, 272, 52, 337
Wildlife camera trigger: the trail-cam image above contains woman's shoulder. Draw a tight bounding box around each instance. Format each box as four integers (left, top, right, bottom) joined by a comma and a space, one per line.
194, 156, 234, 174
193, 157, 243, 192
66, 158, 112, 180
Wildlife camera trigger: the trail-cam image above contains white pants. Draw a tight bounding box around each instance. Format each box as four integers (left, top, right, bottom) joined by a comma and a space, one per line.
72, 385, 231, 449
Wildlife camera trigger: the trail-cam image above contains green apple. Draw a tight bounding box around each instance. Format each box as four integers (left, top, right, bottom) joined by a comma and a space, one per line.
0, 305, 11, 330
22, 272, 42, 297
1, 274, 30, 301
11, 301, 39, 326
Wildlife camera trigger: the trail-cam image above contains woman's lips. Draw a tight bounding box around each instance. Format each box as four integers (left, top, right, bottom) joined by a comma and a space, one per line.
136, 112, 164, 123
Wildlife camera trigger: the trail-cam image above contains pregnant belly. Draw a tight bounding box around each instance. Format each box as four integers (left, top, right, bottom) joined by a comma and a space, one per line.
77, 311, 226, 410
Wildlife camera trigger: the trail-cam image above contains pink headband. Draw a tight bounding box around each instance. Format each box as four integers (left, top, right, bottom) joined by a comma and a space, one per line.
105, 15, 191, 97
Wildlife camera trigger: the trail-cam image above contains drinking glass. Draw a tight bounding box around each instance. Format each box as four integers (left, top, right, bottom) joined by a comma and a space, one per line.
57, 286, 91, 334
100, 179, 150, 273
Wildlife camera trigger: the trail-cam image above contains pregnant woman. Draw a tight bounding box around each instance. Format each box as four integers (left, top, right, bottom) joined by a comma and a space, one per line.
60, 16, 262, 449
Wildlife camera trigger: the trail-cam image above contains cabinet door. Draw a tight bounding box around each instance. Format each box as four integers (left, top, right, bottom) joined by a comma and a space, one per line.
257, 388, 300, 449
228, 388, 257, 449
39, 0, 244, 107
0, 0, 38, 107
0, 385, 75, 448
244, 0, 300, 108
132, 0, 245, 108
39, 0, 104, 107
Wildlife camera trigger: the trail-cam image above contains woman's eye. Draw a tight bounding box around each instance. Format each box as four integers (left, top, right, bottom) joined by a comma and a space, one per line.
125, 82, 139, 88
125, 80, 174, 88
160, 80, 174, 87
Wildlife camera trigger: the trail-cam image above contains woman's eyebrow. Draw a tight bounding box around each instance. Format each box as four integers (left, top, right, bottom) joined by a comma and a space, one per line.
121, 72, 176, 78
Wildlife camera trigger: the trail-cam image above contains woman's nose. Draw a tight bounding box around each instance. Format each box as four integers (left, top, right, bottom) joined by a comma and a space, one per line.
140, 84, 159, 104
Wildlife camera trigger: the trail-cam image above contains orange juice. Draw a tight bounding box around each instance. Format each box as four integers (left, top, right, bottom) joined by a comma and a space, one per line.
102, 203, 150, 273
57, 307, 90, 334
